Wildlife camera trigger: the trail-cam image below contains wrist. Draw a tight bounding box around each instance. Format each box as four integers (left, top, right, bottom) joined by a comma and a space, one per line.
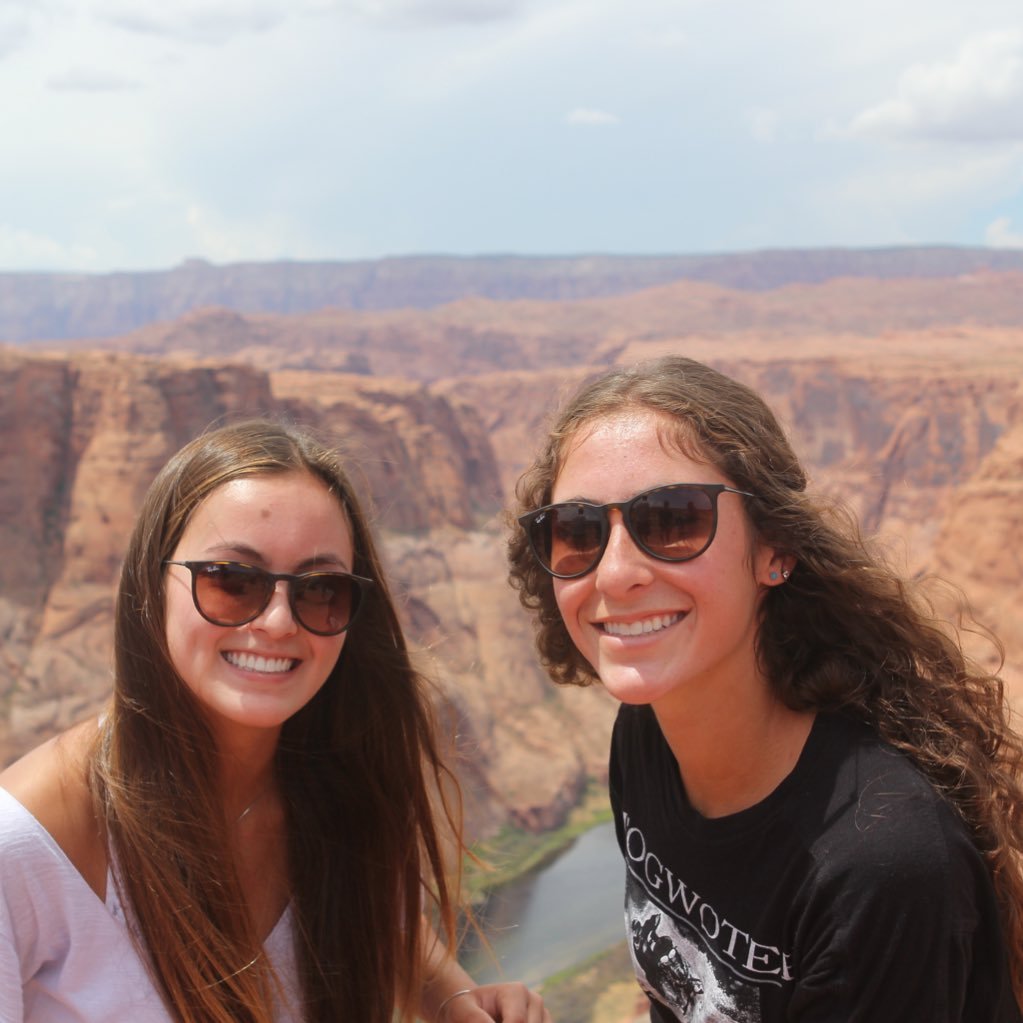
436, 987, 473, 1020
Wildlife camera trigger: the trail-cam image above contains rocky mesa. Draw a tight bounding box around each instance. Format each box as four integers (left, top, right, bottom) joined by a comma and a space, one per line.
2, 268, 1022, 845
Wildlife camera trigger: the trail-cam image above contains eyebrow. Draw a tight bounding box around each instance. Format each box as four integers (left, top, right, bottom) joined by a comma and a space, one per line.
200, 543, 351, 573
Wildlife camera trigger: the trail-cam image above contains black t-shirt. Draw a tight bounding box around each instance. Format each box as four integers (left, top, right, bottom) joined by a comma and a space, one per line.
609, 704, 1021, 1022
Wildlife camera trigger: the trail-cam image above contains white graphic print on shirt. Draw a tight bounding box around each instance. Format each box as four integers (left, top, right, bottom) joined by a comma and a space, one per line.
623, 812, 792, 1023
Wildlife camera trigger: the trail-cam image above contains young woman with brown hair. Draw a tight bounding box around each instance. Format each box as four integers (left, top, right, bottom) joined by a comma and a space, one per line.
509, 355, 1023, 1022
1, 419, 548, 1023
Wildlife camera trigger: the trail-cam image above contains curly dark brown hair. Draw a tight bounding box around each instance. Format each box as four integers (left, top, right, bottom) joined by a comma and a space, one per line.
507, 356, 1023, 1006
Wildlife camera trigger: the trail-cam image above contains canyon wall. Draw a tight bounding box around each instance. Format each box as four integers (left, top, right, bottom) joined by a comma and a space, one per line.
5, 248, 1023, 344
2, 273, 1022, 842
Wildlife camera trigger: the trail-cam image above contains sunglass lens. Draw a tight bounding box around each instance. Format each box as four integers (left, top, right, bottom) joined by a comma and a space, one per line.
292, 574, 357, 635
540, 505, 606, 577
631, 486, 715, 560
194, 563, 270, 626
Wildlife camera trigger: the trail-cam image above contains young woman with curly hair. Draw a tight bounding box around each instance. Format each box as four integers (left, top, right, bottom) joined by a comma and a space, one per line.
509, 356, 1023, 1022
1, 419, 548, 1023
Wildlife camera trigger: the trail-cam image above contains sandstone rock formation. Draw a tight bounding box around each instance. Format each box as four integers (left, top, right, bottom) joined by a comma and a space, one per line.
26, 271, 1023, 383
2, 268, 1022, 843
6, 248, 1023, 343
930, 399, 1023, 692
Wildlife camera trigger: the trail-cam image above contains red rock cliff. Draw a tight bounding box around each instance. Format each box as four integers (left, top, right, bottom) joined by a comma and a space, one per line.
3, 279, 1022, 840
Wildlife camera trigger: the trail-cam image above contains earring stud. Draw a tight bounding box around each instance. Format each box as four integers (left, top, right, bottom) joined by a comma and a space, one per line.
770, 571, 779, 581
782, 569, 791, 579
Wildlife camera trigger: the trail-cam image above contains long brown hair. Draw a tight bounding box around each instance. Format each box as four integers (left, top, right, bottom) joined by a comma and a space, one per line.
91, 419, 462, 1022
507, 355, 1023, 1005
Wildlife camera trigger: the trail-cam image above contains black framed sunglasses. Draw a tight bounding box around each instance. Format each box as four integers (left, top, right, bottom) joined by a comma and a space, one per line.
518, 482, 754, 579
164, 560, 373, 636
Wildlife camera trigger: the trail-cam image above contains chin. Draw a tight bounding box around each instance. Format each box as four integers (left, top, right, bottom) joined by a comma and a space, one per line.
597, 670, 678, 708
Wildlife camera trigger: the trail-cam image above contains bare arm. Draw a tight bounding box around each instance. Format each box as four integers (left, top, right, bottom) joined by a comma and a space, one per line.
418, 920, 552, 1023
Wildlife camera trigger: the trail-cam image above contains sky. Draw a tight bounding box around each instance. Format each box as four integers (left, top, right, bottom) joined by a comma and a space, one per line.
2, 0, 1023, 272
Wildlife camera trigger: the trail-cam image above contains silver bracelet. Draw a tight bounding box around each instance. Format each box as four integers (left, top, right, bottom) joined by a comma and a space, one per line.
436, 988, 474, 1020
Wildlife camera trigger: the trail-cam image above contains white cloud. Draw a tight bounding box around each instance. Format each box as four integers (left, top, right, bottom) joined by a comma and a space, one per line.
634, 26, 688, 51
340, 0, 528, 28
832, 150, 1020, 209
0, 223, 101, 272
747, 106, 778, 143
47, 68, 141, 91
565, 107, 619, 126
985, 215, 1023, 247
93, 0, 289, 44
0, 3, 36, 58
849, 30, 1023, 143
182, 203, 327, 265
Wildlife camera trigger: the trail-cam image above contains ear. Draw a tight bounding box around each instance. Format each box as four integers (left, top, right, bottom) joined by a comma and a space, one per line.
755, 545, 796, 587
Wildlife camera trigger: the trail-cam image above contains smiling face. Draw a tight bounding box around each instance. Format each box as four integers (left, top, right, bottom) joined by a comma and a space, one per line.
550, 410, 784, 721
164, 470, 354, 747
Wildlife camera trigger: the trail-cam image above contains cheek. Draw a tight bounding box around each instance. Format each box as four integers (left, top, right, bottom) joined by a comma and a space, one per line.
164, 571, 195, 627
552, 579, 590, 640
163, 590, 185, 648
165, 585, 198, 637
552, 579, 574, 619
308, 631, 347, 681
323, 634, 346, 667
163, 584, 212, 679
165, 617, 198, 677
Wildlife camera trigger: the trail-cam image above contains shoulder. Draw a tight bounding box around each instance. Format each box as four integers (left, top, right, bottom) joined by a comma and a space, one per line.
0, 719, 107, 898
786, 720, 1017, 1018
814, 716, 962, 848
798, 716, 989, 921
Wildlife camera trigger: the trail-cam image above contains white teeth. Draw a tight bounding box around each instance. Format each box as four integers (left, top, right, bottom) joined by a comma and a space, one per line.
603, 614, 681, 637
224, 651, 296, 674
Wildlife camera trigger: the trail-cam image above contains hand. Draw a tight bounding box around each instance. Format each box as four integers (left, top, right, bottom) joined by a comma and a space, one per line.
440, 983, 551, 1023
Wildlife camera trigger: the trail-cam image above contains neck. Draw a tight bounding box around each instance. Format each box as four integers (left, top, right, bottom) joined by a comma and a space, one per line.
211, 725, 280, 822
235, 783, 272, 822
652, 683, 816, 819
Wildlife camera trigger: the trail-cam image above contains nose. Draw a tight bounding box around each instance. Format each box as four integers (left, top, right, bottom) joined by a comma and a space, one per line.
593, 510, 654, 594
250, 581, 299, 636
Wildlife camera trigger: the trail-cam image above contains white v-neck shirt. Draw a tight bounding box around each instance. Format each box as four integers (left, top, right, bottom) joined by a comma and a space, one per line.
0, 787, 300, 1022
